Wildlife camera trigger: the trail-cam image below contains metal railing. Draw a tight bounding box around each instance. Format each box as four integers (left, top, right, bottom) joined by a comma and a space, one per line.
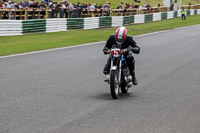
0, 4, 200, 20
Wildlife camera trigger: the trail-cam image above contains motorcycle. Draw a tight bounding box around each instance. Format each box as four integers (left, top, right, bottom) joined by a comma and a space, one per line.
105, 45, 133, 99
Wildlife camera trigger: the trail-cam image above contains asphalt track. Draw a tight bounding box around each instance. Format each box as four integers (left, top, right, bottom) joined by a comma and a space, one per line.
0, 25, 200, 133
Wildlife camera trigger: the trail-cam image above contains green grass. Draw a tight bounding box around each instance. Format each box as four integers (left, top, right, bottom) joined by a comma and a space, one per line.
0, 15, 200, 56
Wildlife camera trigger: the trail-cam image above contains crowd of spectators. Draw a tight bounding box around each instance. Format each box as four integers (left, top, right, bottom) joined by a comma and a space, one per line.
0, 0, 161, 19
0, 0, 113, 18
116, 2, 152, 10
0, 0, 112, 10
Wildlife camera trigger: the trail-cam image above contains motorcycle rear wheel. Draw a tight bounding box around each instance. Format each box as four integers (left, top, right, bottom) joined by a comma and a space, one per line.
121, 81, 128, 94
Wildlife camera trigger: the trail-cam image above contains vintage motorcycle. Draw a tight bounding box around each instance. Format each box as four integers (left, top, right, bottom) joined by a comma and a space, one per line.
105, 45, 133, 99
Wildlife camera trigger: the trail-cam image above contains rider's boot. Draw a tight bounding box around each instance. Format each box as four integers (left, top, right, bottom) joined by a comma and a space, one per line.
103, 56, 111, 82
103, 65, 110, 82
104, 74, 110, 82
131, 72, 138, 85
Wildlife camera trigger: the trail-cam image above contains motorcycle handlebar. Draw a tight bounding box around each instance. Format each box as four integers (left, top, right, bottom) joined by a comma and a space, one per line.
107, 49, 129, 55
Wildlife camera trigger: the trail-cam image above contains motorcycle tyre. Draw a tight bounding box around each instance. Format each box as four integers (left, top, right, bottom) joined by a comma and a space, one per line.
121, 81, 128, 94
110, 70, 119, 99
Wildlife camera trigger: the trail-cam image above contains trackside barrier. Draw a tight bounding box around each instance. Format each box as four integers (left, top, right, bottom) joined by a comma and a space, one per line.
134, 14, 145, 24
161, 12, 168, 20
46, 18, 67, 33
123, 16, 134, 25
145, 14, 153, 23
112, 16, 123, 27
153, 12, 161, 21
190, 9, 195, 15
0, 10, 200, 36
84, 17, 99, 29
0, 20, 22, 36
194, 9, 197, 15
99, 16, 112, 28
198, 9, 200, 14
22, 19, 46, 33
67, 18, 84, 29
187, 9, 191, 15
174, 11, 178, 18
167, 11, 174, 19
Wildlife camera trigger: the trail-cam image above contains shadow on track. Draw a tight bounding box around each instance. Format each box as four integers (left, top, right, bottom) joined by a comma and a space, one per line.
94, 92, 136, 100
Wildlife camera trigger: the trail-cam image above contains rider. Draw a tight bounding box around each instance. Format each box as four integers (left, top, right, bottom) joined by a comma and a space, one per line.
103, 26, 140, 85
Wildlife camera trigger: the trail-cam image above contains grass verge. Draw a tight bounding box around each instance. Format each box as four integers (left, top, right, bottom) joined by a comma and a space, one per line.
0, 15, 200, 56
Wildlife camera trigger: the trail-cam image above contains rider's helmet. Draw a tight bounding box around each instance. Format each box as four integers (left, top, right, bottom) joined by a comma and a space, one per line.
115, 26, 128, 44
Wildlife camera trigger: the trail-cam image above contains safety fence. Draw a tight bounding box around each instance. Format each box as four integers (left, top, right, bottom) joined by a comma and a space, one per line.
1, 4, 200, 20
0, 9, 200, 36
0, 9, 48, 20
0, 8, 153, 20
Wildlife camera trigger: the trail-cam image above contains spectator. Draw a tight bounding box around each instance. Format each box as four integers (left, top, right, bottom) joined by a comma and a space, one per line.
103, 2, 109, 9
3, 2, 9, 19
30, 2, 38, 8
134, 4, 139, 8
125, 3, 130, 9
134, 0, 140, 3
3, 2, 9, 8
116, 2, 123, 9
170, 3, 174, 11
139, 5, 143, 14
77, 2, 81, 7
49, 1, 56, 18
146, 3, 151, 10
23, 1, 29, 8
55, 2, 61, 18
80, 3, 85, 9
105, 2, 111, 16
0, 1, 3, 8
98, 4, 103, 9
157, 3, 160, 7
94, 3, 97, 9
120, 2, 123, 8
143, 3, 147, 8
60, 1, 67, 18
89, 3, 95, 9
181, 8, 186, 20
129, 3, 134, 9
39, 2, 46, 18
188, 3, 191, 9
64, 1, 69, 17
29, 0, 34, 6
48, 0, 53, 7
69, 2, 75, 18
18, 1, 23, 9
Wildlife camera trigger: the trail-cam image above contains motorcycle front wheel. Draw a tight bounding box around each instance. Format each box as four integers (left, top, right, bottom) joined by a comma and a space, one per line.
110, 70, 119, 99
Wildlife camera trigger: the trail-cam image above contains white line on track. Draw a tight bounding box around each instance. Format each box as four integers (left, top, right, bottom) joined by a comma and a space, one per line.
0, 24, 199, 59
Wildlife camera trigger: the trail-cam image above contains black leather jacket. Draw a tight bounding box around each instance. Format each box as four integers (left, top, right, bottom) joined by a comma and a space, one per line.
103, 34, 140, 54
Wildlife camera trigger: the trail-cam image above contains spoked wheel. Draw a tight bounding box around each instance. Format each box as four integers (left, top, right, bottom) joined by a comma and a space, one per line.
110, 70, 119, 99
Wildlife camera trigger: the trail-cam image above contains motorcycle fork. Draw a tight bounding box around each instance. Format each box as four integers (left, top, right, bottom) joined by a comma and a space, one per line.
110, 57, 122, 84
118, 59, 122, 84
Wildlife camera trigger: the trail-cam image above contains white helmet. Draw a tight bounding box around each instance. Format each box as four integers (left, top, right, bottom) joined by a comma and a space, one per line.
115, 26, 128, 44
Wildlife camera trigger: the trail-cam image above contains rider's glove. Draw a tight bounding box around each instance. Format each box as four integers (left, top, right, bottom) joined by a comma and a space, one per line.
103, 49, 110, 55
122, 49, 128, 55
132, 47, 140, 54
